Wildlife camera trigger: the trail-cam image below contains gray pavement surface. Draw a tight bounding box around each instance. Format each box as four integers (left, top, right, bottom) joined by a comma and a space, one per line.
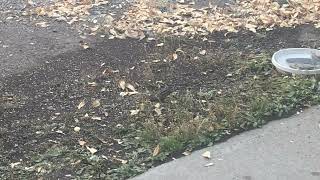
0, 20, 82, 78
133, 107, 320, 180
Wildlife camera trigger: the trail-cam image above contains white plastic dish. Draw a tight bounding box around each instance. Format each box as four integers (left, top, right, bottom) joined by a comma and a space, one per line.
272, 48, 320, 75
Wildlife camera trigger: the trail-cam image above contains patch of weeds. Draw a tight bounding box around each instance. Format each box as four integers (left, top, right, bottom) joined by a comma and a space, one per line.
136, 92, 242, 160
127, 52, 320, 175
247, 54, 274, 74
159, 136, 184, 154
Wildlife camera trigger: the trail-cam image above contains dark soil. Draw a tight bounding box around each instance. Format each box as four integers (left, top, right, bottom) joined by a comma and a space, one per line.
1, 24, 320, 179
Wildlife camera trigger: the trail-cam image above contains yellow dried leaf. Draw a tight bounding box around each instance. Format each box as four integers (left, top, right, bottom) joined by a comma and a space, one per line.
78, 140, 86, 146
10, 162, 21, 168
119, 80, 126, 90
173, 53, 178, 60
35, 22, 49, 28
90, 26, 99, 32
245, 24, 257, 33
202, 151, 211, 159
91, 116, 102, 121
199, 50, 206, 55
86, 146, 98, 154
128, 91, 139, 96
92, 99, 101, 108
126, 83, 136, 91
204, 162, 214, 167
182, 151, 191, 156
88, 82, 97, 87
156, 43, 164, 47
81, 43, 90, 49
130, 109, 140, 116
155, 103, 161, 108
74, 126, 81, 132
77, 100, 85, 109
120, 92, 128, 97
153, 144, 160, 156
155, 107, 162, 115
116, 158, 128, 164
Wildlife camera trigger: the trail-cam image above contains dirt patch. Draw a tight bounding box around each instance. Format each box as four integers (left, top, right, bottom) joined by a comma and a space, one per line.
1, 25, 320, 179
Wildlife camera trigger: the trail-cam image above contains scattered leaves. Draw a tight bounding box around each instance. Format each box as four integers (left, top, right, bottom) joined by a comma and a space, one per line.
105, 0, 320, 39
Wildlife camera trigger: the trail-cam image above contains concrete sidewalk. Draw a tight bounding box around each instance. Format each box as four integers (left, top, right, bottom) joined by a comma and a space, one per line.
133, 107, 320, 180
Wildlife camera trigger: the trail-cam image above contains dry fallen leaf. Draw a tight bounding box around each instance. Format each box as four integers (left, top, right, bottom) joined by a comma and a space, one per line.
119, 80, 126, 90
182, 151, 191, 156
86, 146, 98, 154
77, 100, 85, 109
153, 144, 160, 156
202, 151, 211, 159
172, 53, 178, 60
199, 50, 206, 55
90, 26, 99, 32
155, 103, 161, 108
78, 140, 87, 146
27, 0, 34, 6
154, 107, 162, 115
154, 103, 162, 115
92, 99, 101, 108
115, 158, 128, 164
88, 82, 97, 87
35, 21, 49, 27
120, 91, 139, 97
74, 127, 81, 132
55, 130, 65, 134
91, 116, 102, 121
130, 109, 140, 116
81, 43, 90, 49
10, 162, 21, 168
128, 91, 139, 96
120, 92, 128, 97
204, 162, 214, 167
156, 43, 164, 47
126, 83, 136, 92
